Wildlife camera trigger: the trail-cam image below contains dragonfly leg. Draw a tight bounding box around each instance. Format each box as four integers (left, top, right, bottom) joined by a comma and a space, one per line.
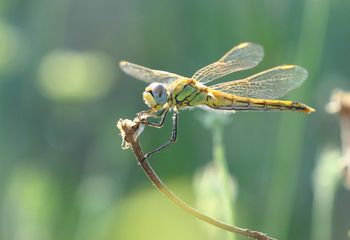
137, 109, 159, 118
142, 111, 178, 162
140, 109, 168, 128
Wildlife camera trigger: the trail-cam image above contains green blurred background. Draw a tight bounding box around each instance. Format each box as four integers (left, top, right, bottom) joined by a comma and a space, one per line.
1, 0, 350, 239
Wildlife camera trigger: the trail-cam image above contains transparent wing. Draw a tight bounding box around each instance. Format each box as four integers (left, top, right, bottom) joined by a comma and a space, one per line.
119, 61, 185, 84
210, 65, 308, 99
192, 42, 264, 84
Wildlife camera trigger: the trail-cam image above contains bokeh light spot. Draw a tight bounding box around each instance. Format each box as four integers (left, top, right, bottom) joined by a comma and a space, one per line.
37, 50, 116, 101
0, 20, 23, 74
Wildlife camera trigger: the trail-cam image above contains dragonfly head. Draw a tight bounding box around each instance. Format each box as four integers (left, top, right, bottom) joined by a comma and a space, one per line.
143, 83, 169, 109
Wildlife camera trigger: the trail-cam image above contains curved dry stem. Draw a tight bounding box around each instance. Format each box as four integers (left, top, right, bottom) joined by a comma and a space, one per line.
117, 115, 276, 240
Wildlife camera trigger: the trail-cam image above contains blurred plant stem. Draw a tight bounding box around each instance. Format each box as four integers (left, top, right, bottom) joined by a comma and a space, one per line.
327, 90, 350, 188
263, 0, 331, 237
311, 148, 341, 240
310, 90, 350, 240
194, 113, 236, 240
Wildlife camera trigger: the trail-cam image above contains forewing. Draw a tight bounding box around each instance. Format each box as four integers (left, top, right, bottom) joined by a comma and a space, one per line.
191, 42, 264, 84
119, 61, 184, 84
210, 65, 308, 99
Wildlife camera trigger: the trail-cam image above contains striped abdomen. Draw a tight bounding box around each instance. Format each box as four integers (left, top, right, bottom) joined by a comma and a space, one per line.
205, 90, 315, 113
170, 79, 315, 113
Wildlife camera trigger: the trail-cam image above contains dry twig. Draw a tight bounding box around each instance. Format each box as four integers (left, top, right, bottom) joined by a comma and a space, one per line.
117, 114, 276, 240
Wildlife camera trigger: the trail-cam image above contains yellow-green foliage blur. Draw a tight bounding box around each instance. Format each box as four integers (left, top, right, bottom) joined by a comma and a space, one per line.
1, 0, 350, 240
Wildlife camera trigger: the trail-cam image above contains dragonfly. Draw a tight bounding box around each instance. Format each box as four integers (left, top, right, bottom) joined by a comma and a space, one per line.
119, 42, 315, 160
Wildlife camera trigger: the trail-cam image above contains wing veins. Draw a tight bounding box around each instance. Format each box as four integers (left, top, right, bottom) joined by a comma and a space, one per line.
191, 42, 264, 84
119, 61, 184, 84
209, 65, 308, 99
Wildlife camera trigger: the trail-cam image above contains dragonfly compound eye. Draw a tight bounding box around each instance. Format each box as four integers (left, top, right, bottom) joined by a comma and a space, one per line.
149, 83, 168, 105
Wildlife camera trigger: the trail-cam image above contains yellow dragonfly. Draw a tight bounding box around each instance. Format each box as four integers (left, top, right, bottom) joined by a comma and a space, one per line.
120, 42, 315, 159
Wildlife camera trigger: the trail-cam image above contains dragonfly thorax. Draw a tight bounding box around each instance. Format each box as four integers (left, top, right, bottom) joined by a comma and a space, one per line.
143, 82, 169, 109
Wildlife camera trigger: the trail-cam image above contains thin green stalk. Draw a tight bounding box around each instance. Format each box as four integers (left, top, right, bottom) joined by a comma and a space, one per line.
193, 113, 236, 240
212, 123, 235, 240
212, 119, 235, 240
